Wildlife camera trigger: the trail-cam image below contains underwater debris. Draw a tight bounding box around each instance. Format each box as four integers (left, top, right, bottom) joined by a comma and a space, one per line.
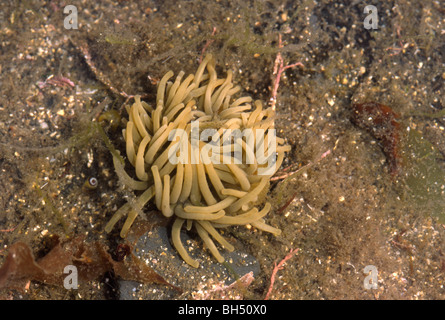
0, 236, 179, 292
192, 271, 255, 300
264, 248, 299, 300
351, 101, 402, 176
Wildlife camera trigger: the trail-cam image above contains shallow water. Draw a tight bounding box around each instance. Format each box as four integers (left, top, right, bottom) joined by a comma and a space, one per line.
0, 0, 444, 300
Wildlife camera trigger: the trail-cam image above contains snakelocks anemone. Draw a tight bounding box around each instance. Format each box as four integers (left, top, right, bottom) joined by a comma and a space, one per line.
105, 54, 291, 267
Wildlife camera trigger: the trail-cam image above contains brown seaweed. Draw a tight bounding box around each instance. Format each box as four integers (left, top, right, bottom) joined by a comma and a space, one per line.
351, 102, 402, 176
0, 236, 180, 293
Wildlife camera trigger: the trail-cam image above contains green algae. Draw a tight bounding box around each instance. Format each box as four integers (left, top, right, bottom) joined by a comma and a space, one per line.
402, 128, 445, 222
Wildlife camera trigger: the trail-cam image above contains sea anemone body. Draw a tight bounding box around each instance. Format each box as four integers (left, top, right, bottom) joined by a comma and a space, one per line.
105, 55, 290, 268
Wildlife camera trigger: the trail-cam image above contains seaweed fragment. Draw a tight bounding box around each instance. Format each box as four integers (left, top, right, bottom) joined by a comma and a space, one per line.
0, 236, 180, 293
351, 101, 402, 176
